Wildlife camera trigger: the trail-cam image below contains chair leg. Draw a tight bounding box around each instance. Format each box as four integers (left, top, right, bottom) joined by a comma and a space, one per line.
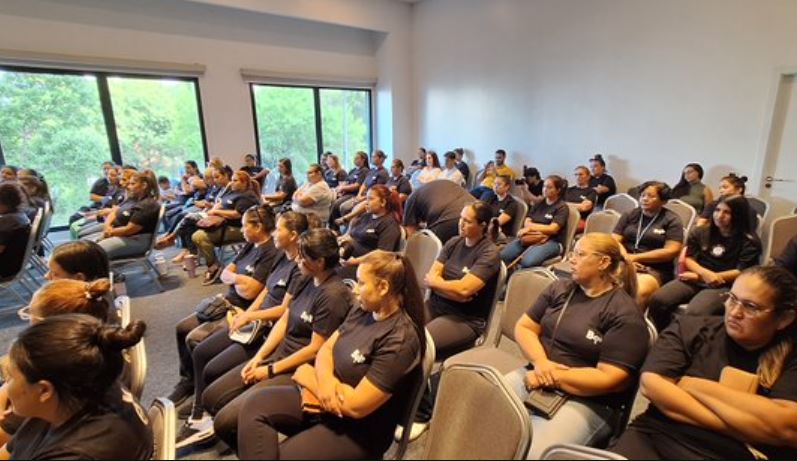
144, 260, 165, 293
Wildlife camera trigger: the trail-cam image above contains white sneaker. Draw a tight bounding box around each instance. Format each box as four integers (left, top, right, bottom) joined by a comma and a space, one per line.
176, 417, 215, 449
393, 422, 429, 443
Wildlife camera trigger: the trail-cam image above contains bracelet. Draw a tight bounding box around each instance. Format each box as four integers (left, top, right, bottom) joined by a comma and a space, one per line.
267, 363, 275, 379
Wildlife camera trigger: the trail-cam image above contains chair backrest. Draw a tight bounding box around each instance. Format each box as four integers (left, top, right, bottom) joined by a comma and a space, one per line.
33, 200, 51, 248
562, 203, 581, 252
398, 225, 408, 252
583, 209, 622, 235
148, 397, 176, 461
341, 278, 356, 291
541, 443, 627, 460
746, 196, 770, 221
123, 337, 147, 400
509, 195, 529, 238
499, 268, 557, 346
115, 295, 132, 327
393, 329, 436, 460
403, 229, 443, 293
424, 363, 531, 460
147, 204, 167, 256
478, 262, 508, 347
664, 199, 696, 235
764, 214, 797, 263
604, 193, 638, 216
7, 208, 43, 283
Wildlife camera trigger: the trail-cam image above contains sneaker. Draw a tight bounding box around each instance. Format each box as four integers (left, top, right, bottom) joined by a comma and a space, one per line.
167, 378, 195, 407
175, 416, 215, 449
176, 400, 196, 420
393, 422, 429, 443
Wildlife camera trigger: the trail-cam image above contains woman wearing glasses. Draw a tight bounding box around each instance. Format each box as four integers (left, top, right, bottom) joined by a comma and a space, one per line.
611, 266, 797, 460
291, 164, 335, 224
647, 196, 761, 331
505, 233, 649, 458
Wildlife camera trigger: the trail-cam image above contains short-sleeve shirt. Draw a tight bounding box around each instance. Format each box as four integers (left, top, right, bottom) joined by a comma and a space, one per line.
495, 164, 517, 181
259, 252, 301, 310
273, 273, 352, 360
226, 240, 280, 307
0, 211, 30, 278
386, 175, 412, 196
701, 198, 759, 233
219, 191, 259, 227
8, 385, 152, 460
111, 198, 160, 234
456, 161, 471, 183
527, 199, 570, 244
635, 316, 797, 460
276, 176, 298, 201
291, 181, 334, 222
485, 194, 521, 236
428, 236, 500, 332
324, 169, 348, 188
204, 185, 221, 203
613, 208, 684, 276
331, 307, 422, 454
439, 167, 465, 186
565, 185, 597, 220
589, 174, 617, 206
240, 165, 265, 185
344, 166, 371, 190
527, 281, 648, 408
90, 177, 110, 197
686, 226, 761, 279
402, 180, 475, 229
363, 166, 389, 190
100, 186, 126, 209
774, 235, 797, 276
349, 213, 401, 257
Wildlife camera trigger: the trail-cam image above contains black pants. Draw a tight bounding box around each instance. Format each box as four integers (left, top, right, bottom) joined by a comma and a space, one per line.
428, 218, 461, 245
610, 423, 754, 460
175, 314, 225, 380
329, 194, 355, 227
647, 280, 726, 331
237, 385, 374, 460
191, 327, 261, 408
206, 365, 294, 449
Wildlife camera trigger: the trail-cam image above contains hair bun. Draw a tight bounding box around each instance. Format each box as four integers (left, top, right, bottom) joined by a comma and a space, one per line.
740, 175, 748, 183
594, 154, 604, 160
97, 321, 146, 351
87, 278, 112, 300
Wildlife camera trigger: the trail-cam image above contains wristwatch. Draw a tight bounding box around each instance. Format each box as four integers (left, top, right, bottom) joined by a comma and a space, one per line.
267, 363, 275, 379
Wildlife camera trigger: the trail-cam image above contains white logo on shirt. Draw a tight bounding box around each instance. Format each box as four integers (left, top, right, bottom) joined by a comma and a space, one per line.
366, 228, 376, 234
277, 279, 287, 287
122, 211, 131, 217
245, 264, 254, 274
653, 228, 666, 235
226, 199, 233, 205
351, 349, 366, 364
462, 266, 470, 274
580, 195, 588, 201
300, 311, 313, 323
544, 213, 554, 220
711, 245, 726, 257
586, 329, 603, 345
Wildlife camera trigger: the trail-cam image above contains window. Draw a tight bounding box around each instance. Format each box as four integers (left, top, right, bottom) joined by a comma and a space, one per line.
250, 84, 372, 176
0, 67, 208, 227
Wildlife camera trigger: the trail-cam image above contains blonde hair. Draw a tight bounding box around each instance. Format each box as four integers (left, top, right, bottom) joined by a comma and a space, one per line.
32, 278, 112, 322
578, 233, 637, 298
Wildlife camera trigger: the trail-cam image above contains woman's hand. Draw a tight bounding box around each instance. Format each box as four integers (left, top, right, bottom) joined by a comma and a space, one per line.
700, 270, 724, 287
291, 364, 315, 389
240, 358, 260, 383
317, 373, 342, 417
230, 311, 252, 332
679, 271, 700, 283
532, 360, 570, 389
424, 272, 442, 289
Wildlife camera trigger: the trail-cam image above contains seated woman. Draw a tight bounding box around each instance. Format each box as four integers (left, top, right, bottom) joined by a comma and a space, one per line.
338, 185, 402, 279
262, 158, 297, 210
410, 201, 501, 438
18, 169, 51, 217
672, 162, 713, 214
648, 196, 761, 331
588, 154, 617, 208
72, 166, 137, 239
335, 159, 411, 226
329, 152, 370, 226
505, 233, 649, 458
501, 175, 570, 269
612, 181, 684, 307
1, 314, 152, 460
170, 205, 281, 406
70, 166, 126, 232
237, 250, 424, 460
409, 151, 442, 190
0, 165, 17, 182
194, 228, 352, 449
83, 171, 160, 260
291, 164, 335, 224
470, 160, 497, 200
697, 173, 758, 231
565, 166, 598, 233
0, 182, 31, 279
46, 240, 110, 282
439, 151, 465, 186
484, 174, 521, 240
335, 150, 389, 228
611, 266, 797, 460
323, 153, 348, 189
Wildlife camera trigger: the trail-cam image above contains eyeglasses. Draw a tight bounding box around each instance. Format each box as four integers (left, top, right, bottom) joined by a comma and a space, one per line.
722, 291, 776, 317
566, 250, 604, 262
17, 305, 42, 322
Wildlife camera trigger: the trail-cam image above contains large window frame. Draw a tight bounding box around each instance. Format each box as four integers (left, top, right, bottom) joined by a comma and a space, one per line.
248, 82, 373, 167
0, 65, 209, 228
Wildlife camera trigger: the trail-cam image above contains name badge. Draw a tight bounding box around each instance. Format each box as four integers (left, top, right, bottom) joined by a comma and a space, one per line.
351, 349, 366, 364
653, 228, 666, 235
300, 311, 313, 323
711, 245, 726, 257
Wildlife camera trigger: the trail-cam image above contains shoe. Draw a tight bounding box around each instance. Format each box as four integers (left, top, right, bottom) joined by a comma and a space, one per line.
393, 422, 429, 443
175, 415, 215, 449
177, 400, 196, 420
171, 249, 189, 264
167, 378, 195, 408
155, 235, 176, 250
202, 265, 221, 286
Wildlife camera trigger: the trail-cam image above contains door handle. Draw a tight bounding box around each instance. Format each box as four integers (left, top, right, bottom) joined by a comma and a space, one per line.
764, 176, 794, 188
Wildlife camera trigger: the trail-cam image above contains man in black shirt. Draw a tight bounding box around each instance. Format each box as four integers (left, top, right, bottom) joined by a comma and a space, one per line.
454, 148, 470, 184
240, 154, 269, 187
402, 180, 475, 244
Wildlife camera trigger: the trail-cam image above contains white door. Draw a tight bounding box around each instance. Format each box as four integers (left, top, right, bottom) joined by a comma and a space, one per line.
758, 73, 797, 226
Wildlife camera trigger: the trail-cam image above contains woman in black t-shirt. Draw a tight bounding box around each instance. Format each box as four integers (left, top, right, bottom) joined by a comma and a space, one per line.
697, 173, 758, 232
501, 175, 570, 269
506, 233, 649, 458
262, 158, 297, 210
648, 196, 762, 331
565, 166, 598, 232
612, 181, 684, 307
237, 250, 425, 460
611, 266, 797, 460
588, 154, 617, 207
485, 174, 521, 239
2, 315, 151, 460
323, 154, 348, 189
0, 182, 31, 279
89, 171, 160, 260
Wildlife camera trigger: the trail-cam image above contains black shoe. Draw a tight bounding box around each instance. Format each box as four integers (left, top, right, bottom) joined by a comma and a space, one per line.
175, 416, 215, 449
167, 378, 195, 408
177, 400, 195, 420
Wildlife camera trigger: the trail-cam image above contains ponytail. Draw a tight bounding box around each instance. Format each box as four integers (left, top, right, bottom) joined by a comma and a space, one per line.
32, 278, 112, 322
579, 233, 638, 298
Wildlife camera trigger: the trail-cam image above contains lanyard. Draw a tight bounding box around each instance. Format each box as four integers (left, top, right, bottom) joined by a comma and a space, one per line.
635, 210, 661, 251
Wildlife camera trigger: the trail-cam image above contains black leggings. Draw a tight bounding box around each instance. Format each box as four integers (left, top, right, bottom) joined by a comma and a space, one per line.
237, 385, 374, 460
191, 328, 260, 408
175, 314, 225, 380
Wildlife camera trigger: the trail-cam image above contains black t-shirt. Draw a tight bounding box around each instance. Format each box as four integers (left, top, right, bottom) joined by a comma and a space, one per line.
8, 386, 152, 460
324, 169, 348, 188
527, 280, 649, 408
402, 180, 475, 228
636, 316, 797, 460
565, 186, 597, 220
774, 235, 797, 277
100, 186, 126, 209
428, 236, 500, 332
349, 213, 401, 257
0, 211, 30, 278
218, 190, 259, 227
204, 185, 221, 203
260, 252, 301, 309
240, 165, 265, 185
344, 166, 371, 192
456, 161, 471, 183
686, 226, 761, 278
527, 180, 543, 197
226, 240, 280, 307
90, 177, 110, 197
363, 166, 389, 190
274, 273, 352, 360
276, 176, 298, 201
386, 175, 412, 196
110, 198, 160, 234
527, 199, 570, 244
589, 174, 617, 205
330, 307, 422, 454
613, 208, 684, 276
485, 194, 521, 236
701, 198, 759, 233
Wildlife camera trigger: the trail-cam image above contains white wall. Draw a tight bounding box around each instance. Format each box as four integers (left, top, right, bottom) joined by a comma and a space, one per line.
412, 0, 797, 193
0, 0, 413, 166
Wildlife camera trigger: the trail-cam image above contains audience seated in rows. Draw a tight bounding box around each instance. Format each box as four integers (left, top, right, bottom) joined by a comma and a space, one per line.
335, 159, 412, 227
409, 150, 442, 191
329, 151, 370, 225
333, 150, 389, 230
439, 151, 466, 186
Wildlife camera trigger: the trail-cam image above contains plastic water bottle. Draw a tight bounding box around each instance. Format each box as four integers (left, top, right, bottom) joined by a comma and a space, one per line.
184, 255, 198, 278
154, 254, 168, 276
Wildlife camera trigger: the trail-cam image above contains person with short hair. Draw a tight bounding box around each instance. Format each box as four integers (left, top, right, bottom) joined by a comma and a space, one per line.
404, 147, 427, 178
518, 166, 544, 206
158, 176, 177, 202
240, 153, 269, 187
588, 154, 616, 207
454, 147, 470, 184
0, 182, 31, 278
439, 151, 465, 186
291, 164, 335, 224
